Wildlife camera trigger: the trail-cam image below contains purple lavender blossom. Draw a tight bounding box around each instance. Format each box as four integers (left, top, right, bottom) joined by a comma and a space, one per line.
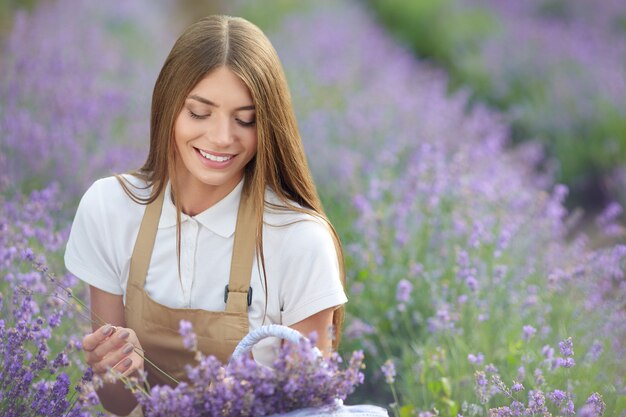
555, 357, 576, 369
468, 352, 485, 366
580, 392, 606, 417
381, 359, 396, 384
596, 202, 623, 235
509, 401, 524, 415
548, 389, 567, 407
585, 340, 604, 363
485, 364, 499, 374
344, 318, 375, 340
542, 344, 554, 359
511, 381, 524, 393
527, 390, 548, 414
395, 279, 413, 303
475, 371, 490, 404
533, 368, 545, 386
563, 399, 576, 416
178, 320, 197, 351
559, 337, 574, 357
488, 407, 513, 417
522, 325, 537, 342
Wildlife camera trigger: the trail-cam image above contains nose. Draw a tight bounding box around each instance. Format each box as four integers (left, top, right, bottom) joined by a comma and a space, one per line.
207, 113, 233, 148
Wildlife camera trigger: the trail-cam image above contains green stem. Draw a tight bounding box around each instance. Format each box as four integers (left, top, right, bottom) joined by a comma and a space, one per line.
388, 382, 401, 417
63, 388, 78, 417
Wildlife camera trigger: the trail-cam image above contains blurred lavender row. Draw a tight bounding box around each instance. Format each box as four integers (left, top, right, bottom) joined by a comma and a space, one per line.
461, 0, 626, 198
468, 0, 626, 109
0, 0, 175, 198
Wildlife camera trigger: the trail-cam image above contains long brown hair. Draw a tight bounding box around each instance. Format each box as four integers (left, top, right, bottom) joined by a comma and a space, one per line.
118, 15, 346, 348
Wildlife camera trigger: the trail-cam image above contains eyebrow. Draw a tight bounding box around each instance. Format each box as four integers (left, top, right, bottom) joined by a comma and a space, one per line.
187, 94, 255, 111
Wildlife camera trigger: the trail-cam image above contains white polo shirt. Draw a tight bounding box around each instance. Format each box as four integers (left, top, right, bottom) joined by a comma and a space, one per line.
64, 175, 347, 365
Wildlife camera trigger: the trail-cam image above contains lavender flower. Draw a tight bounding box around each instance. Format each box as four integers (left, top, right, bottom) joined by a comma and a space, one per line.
179, 320, 197, 352
542, 345, 555, 360
559, 337, 574, 357
563, 399, 576, 416
556, 357, 576, 369
488, 407, 513, 417
522, 325, 537, 342
344, 318, 375, 340
596, 202, 623, 237
548, 389, 567, 407
475, 371, 490, 404
527, 390, 548, 414
511, 381, 524, 393
510, 401, 524, 415
395, 279, 413, 303
585, 340, 603, 363
381, 359, 396, 384
468, 352, 484, 366
485, 364, 499, 374
579, 392, 605, 417
533, 368, 545, 386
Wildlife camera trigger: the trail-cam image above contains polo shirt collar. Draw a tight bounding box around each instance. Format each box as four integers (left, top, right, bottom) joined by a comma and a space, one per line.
158, 179, 244, 238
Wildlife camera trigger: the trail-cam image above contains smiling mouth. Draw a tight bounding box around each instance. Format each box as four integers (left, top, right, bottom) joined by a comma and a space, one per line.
196, 148, 234, 162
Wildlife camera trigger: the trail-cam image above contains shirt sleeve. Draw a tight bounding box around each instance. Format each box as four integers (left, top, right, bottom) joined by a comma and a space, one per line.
279, 218, 348, 326
64, 179, 124, 295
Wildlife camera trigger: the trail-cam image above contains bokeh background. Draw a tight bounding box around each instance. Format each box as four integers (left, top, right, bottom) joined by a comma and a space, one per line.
1, 0, 625, 415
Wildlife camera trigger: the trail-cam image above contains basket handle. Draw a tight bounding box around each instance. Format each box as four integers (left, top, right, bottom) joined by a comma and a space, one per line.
230, 324, 322, 361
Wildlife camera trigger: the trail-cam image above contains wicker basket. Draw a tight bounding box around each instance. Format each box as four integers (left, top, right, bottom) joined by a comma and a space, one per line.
230, 325, 389, 417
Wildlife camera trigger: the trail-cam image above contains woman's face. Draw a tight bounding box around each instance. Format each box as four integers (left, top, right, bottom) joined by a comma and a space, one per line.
173, 66, 257, 197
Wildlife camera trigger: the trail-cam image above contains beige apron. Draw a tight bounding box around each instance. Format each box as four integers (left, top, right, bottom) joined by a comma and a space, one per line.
124, 185, 255, 387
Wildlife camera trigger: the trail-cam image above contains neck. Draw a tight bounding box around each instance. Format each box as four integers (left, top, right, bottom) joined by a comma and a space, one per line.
172, 173, 243, 216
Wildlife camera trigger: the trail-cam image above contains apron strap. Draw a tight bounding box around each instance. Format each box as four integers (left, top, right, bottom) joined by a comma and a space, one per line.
127, 189, 165, 295
225, 190, 256, 313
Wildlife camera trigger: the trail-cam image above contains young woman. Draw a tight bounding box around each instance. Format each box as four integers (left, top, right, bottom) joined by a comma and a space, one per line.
64, 15, 347, 415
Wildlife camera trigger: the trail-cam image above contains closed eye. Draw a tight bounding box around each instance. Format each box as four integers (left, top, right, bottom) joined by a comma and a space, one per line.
189, 110, 209, 120
237, 118, 256, 127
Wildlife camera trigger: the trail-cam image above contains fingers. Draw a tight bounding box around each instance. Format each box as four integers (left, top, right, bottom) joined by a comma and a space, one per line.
89, 328, 130, 364
116, 351, 144, 377
82, 324, 115, 352
83, 326, 143, 376
91, 340, 133, 375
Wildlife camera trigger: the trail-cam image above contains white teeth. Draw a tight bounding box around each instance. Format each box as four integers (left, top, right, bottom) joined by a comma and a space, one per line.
198, 149, 233, 162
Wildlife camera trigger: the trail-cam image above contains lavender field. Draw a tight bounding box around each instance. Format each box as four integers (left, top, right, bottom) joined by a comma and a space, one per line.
2, 0, 625, 416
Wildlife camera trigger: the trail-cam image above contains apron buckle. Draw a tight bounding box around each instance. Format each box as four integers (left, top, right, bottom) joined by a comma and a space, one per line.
224, 284, 253, 306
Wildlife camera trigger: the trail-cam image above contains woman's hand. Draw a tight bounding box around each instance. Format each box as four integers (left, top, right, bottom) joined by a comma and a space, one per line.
83, 324, 144, 378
